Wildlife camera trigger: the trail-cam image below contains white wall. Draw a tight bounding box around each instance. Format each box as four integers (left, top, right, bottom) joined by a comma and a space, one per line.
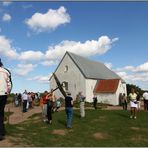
85, 79, 97, 102
95, 80, 127, 105
97, 93, 117, 105
115, 80, 127, 105
50, 54, 86, 100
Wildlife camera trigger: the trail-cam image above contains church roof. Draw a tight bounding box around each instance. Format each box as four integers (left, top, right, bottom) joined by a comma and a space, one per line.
50, 51, 125, 82
67, 52, 123, 81
94, 79, 120, 93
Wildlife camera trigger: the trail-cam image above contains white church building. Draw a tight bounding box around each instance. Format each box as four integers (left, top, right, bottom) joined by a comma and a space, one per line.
50, 51, 127, 105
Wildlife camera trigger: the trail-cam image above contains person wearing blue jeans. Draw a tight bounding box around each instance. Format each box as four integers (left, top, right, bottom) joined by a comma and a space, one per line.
65, 92, 73, 129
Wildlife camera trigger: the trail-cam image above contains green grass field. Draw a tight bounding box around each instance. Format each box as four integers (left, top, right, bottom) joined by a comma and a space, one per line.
6, 109, 148, 147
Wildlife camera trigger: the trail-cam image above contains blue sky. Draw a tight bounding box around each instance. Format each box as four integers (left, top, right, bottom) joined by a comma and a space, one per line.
0, 1, 148, 93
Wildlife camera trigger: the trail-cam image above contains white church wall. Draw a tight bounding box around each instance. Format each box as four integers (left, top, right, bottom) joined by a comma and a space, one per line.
97, 93, 117, 105
96, 80, 127, 105
85, 79, 97, 102
115, 80, 127, 105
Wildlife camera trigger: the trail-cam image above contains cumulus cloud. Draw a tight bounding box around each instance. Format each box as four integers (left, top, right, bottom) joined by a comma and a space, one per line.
2, 1, 12, 6
0, 35, 18, 59
2, 13, 11, 22
115, 66, 135, 72
45, 36, 118, 60
25, 6, 70, 33
0, 34, 118, 68
114, 62, 148, 85
27, 74, 52, 83
115, 62, 148, 73
41, 60, 59, 66
133, 62, 148, 72
19, 50, 44, 61
117, 71, 148, 82
14, 63, 37, 76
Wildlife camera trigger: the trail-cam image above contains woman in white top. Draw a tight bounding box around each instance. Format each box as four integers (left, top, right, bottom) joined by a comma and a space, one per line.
129, 88, 137, 119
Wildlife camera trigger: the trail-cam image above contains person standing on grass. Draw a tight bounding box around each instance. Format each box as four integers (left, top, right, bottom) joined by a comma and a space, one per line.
122, 93, 128, 110
65, 91, 73, 129
46, 90, 55, 125
50, 89, 56, 112
129, 88, 137, 119
78, 92, 86, 118
41, 91, 48, 122
0, 59, 12, 141
93, 94, 98, 110
136, 91, 141, 112
143, 91, 148, 111
22, 90, 28, 112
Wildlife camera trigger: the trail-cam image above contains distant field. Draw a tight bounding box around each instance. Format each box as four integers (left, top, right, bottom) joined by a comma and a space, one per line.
6, 109, 148, 147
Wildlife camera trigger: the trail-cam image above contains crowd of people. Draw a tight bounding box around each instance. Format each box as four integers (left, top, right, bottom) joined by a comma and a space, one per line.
11, 88, 148, 130
13, 91, 40, 112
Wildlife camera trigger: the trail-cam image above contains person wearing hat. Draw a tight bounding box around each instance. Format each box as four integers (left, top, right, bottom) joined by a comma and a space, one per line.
0, 59, 12, 140
65, 91, 73, 129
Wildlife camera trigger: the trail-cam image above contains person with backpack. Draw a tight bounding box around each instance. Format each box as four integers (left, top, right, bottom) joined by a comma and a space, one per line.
0, 59, 12, 141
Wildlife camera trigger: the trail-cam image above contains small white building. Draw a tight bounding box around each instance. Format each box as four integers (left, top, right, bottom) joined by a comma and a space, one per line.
50, 51, 127, 105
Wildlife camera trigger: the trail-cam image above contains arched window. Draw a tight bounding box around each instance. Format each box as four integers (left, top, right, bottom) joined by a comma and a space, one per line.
64, 65, 68, 72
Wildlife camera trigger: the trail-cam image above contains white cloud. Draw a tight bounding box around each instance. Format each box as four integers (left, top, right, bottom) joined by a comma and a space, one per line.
133, 62, 148, 72
41, 60, 58, 66
0, 34, 118, 68
115, 66, 135, 72
2, 13, 11, 22
114, 62, 148, 89
45, 36, 118, 60
14, 63, 37, 76
115, 63, 148, 73
27, 74, 52, 83
25, 6, 70, 33
0, 35, 18, 59
2, 1, 12, 6
19, 50, 44, 61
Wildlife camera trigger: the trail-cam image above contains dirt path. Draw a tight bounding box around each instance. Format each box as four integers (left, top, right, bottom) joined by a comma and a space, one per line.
1, 104, 42, 147
5, 103, 41, 124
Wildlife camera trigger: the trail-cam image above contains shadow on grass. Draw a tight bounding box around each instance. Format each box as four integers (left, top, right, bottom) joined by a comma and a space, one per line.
58, 119, 66, 126
73, 112, 80, 119
116, 111, 129, 118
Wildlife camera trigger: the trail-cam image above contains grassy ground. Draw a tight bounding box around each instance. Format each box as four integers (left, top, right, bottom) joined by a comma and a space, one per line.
6, 109, 148, 147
